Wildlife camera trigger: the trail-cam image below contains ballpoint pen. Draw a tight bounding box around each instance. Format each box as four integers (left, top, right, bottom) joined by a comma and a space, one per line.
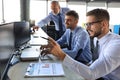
40, 36, 49, 40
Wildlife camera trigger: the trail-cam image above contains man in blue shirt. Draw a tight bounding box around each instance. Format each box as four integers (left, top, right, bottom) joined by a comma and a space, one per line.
57, 10, 92, 65
33, 1, 70, 40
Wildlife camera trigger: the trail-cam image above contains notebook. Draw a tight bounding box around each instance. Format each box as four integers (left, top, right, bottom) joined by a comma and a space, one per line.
20, 46, 40, 61
25, 62, 65, 77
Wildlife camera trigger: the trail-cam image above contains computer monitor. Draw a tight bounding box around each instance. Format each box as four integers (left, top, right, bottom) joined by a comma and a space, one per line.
0, 23, 14, 47
113, 25, 120, 35
14, 21, 31, 49
0, 21, 30, 79
0, 21, 31, 49
0, 23, 14, 80
0, 48, 14, 80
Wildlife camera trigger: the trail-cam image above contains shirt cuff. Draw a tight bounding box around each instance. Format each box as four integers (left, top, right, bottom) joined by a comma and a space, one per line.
63, 55, 77, 67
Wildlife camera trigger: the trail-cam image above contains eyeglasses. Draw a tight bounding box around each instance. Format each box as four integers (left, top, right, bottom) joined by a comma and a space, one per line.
85, 20, 102, 27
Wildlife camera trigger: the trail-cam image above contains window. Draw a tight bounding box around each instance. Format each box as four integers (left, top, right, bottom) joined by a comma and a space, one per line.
87, 2, 106, 11
108, 3, 120, 25
0, 0, 2, 23
30, 0, 47, 24
4, 0, 20, 23
68, 2, 86, 27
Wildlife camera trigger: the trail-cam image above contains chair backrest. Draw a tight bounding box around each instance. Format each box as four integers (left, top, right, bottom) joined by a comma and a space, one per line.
46, 21, 57, 40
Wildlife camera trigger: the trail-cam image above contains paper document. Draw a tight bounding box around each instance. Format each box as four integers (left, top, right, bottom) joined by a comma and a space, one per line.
25, 62, 65, 77
30, 28, 48, 46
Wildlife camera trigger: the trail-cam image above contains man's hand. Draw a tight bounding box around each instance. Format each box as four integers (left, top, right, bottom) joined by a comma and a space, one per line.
40, 37, 66, 60
32, 26, 39, 32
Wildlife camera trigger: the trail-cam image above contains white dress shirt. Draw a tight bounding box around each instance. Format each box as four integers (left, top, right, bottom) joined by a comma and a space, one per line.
63, 32, 120, 80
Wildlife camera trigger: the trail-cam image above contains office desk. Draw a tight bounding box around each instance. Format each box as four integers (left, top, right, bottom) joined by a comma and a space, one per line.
8, 58, 85, 80
8, 28, 84, 80
30, 28, 48, 46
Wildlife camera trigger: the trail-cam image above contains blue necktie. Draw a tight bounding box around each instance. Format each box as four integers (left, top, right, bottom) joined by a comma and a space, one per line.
58, 13, 63, 32
68, 32, 72, 50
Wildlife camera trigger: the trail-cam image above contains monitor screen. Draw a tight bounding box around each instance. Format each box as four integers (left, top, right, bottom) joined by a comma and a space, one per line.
0, 23, 14, 47
113, 25, 120, 35
14, 21, 31, 49
0, 23, 14, 80
0, 21, 30, 79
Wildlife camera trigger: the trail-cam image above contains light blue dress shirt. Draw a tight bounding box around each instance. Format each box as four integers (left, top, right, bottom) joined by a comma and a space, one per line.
63, 32, 120, 80
37, 8, 69, 31
57, 27, 92, 64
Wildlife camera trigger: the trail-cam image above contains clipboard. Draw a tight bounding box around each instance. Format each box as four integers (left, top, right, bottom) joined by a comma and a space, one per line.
25, 62, 65, 77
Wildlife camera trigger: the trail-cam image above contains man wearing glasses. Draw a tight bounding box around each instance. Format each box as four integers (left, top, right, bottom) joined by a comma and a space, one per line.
41, 9, 120, 80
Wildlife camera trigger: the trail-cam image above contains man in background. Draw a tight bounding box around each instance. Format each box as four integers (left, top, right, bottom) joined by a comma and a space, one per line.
33, 1, 70, 40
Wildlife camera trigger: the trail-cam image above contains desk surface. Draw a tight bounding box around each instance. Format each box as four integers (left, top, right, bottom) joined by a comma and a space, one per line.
8, 28, 84, 80
30, 28, 48, 46
8, 58, 84, 80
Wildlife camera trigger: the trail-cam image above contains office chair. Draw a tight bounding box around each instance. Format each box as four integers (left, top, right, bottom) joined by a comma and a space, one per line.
46, 21, 57, 40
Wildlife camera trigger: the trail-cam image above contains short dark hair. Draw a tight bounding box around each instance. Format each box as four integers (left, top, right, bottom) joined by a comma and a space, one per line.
51, 1, 60, 6
66, 10, 79, 19
86, 8, 110, 21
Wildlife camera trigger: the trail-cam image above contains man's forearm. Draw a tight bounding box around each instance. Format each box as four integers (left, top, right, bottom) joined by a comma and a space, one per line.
60, 51, 66, 61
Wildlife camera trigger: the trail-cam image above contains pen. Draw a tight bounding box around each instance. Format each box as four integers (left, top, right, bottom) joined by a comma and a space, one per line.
40, 36, 49, 40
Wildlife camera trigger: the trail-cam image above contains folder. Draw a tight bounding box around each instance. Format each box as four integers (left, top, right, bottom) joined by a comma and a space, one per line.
25, 62, 65, 77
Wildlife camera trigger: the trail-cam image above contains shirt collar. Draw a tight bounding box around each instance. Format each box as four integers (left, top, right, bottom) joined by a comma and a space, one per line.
59, 8, 62, 14
51, 8, 62, 16
98, 32, 112, 46
70, 27, 80, 34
